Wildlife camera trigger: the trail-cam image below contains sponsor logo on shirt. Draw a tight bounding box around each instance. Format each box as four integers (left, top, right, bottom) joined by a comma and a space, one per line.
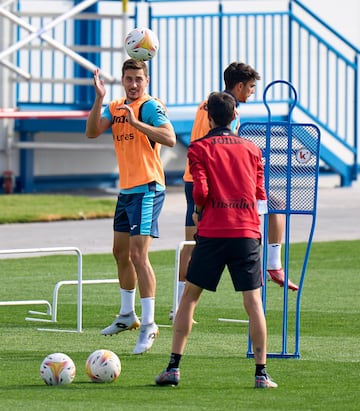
211, 198, 255, 209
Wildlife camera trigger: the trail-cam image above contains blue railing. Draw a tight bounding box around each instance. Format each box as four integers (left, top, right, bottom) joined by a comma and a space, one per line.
8, 0, 360, 186
288, 0, 359, 184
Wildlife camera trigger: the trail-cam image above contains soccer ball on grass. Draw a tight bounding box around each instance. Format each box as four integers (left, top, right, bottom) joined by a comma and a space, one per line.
40, 352, 76, 386
125, 27, 159, 61
85, 349, 121, 383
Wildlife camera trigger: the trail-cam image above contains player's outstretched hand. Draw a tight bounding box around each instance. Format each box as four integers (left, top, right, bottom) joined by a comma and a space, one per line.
93, 68, 106, 98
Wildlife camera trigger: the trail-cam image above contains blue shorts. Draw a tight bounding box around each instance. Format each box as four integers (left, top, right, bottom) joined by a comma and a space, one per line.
113, 184, 165, 237
186, 237, 263, 292
185, 182, 195, 227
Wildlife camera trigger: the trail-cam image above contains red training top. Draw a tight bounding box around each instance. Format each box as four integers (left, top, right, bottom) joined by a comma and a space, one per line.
188, 127, 266, 239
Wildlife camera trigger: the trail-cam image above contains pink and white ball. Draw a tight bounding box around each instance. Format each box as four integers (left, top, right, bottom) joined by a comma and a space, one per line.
125, 27, 159, 61
40, 353, 76, 386
85, 349, 121, 383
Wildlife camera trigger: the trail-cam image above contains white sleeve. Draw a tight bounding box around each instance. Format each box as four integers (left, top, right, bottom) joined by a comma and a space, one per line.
257, 199, 268, 215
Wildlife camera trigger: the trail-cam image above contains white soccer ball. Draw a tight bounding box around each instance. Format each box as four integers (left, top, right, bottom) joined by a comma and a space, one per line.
40, 352, 76, 386
125, 27, 159, 61
85, 349, 121, 383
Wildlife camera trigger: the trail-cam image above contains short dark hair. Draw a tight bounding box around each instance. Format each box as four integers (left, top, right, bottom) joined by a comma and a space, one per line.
207, 91, 236, 127
223, 62, 261, 89
122, 58, 148, 77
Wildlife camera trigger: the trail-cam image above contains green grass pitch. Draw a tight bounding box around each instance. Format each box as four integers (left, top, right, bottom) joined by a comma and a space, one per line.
0, 241, 359, 410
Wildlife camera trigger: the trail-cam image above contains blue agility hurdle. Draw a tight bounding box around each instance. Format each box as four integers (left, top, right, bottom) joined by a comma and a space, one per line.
240, 80, 321, 359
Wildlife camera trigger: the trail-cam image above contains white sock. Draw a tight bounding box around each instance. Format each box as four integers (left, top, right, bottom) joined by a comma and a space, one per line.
140, 297, 155, 325
119, 288, 136, 315
267, 243, 282, 270
177, 281, 186, 304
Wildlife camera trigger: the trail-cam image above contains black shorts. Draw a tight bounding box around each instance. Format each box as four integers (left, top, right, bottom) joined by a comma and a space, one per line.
186, 237, 263, 292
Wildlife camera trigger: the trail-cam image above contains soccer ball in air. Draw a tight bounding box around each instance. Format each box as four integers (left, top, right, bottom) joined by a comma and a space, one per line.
125, 27, 159, 61
85, 349, 121, 383
40, 353, 76, 386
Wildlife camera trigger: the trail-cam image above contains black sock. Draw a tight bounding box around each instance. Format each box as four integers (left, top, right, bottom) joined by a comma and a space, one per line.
255, 364, 266, 376
167, 353, 182, 370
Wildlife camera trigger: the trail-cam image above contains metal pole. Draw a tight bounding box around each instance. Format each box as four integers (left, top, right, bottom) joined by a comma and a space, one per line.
122, 0, 129, 63
0, 57, 31, 79
0, 3, 116, 82
0, 0, 99, 61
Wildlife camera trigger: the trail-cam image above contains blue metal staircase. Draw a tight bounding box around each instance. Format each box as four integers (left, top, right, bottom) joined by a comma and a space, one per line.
148, 0, 359, 186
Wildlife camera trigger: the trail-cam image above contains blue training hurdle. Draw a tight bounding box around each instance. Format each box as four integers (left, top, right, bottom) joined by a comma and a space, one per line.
240, 80, 321, 359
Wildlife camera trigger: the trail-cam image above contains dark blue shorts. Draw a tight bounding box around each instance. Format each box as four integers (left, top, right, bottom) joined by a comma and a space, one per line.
185, 181, 195, 227
113, 185, 165, 237
186, 237, 263, 292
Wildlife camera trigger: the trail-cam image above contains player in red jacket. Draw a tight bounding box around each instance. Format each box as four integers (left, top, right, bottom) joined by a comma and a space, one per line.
173, 63, 298, 322
156, 91, 277, 389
